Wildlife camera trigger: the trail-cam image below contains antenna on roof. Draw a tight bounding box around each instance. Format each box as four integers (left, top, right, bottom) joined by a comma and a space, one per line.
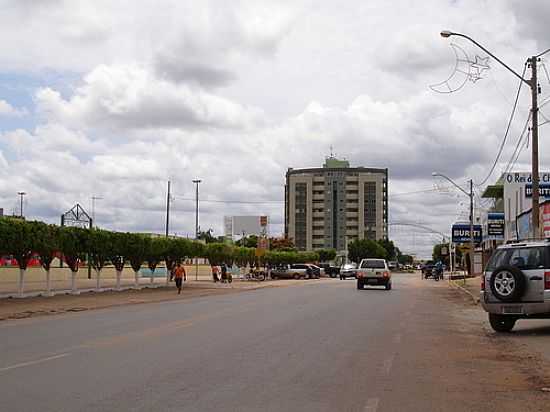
329, 145, 334, 158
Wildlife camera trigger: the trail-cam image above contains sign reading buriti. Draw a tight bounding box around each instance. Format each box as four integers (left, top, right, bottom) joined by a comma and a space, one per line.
452, 224, 482, 244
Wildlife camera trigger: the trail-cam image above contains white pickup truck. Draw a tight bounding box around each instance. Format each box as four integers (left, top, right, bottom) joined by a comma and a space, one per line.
356, 258, 392, 290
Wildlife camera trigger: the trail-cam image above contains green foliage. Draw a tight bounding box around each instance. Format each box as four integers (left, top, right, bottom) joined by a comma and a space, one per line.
233, 247, 255, 267
317, 249, 336, 262
88, 229, 112, 272
108, 231, 127, 272
125, 233, 151, 273
377, 239, 397, 260
146, 237, 167, 272
33, 222, 59, 271
264, 250, 319, 266
269, 237, 296, 251
397, 254, 414, 265
205, 243, 234, 266
197, 230, 216, 244
0, 218, 37, 270
58, 226, 89, 272
348, 239, 388, 263
236, 235, 258, 248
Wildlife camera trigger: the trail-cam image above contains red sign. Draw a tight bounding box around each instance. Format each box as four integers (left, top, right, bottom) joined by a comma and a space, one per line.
542, 203, 550, 238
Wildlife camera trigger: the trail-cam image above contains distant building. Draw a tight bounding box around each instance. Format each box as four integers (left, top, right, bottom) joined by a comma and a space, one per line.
285, 157, 388, 251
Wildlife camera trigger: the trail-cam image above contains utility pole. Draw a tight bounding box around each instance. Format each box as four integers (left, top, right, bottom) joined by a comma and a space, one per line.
192, 180, 202, 238
192, 179, 201, 281
469, 179, 474, 281
165, 180, 171, 237
530, 56, 540, 238
91, 196, 103, 227
17, 191, 26, 218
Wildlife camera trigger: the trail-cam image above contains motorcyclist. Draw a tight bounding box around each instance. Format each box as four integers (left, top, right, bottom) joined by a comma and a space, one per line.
434, 260, 444, 280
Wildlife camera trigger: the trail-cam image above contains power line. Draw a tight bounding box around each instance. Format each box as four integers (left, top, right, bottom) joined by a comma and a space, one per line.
504, 114, 531, 175
173, 196, 283, 205
476, 63, 527, 187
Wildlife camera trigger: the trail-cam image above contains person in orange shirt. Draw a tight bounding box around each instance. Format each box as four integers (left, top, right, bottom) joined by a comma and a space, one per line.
174, 262, 186, 294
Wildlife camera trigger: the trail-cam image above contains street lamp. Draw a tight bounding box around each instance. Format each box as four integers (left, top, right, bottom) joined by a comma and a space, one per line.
17, 191, 26, 218
440, 30, 550, 239
432, 172, 474, 278
192, 179, 202, 239
91, 196, 103, 227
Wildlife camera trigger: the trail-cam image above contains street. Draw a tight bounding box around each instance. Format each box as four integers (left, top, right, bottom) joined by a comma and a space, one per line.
1, 274, 550, 412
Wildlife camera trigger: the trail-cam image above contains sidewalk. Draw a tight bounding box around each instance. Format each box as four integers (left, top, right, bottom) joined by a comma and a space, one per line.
0, 278, 322, 321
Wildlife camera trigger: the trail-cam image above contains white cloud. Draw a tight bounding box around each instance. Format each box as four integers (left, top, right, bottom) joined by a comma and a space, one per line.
0, 100, 27, 117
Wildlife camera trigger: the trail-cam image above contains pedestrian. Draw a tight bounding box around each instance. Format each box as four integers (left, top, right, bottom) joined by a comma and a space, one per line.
174, 262, 186, 294
221, 264, 227, 283
212, 265, 220, 282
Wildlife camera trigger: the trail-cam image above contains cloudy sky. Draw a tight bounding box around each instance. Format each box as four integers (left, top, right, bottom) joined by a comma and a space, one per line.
1, 0, 549, 258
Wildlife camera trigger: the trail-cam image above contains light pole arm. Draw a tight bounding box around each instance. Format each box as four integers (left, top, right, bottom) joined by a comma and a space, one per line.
433, 173, 470, 197
446, 32, 529, 86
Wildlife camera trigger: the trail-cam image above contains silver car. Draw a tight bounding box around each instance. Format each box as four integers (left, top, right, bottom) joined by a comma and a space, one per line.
481, 240, 550, 332
340, 263, 357, 280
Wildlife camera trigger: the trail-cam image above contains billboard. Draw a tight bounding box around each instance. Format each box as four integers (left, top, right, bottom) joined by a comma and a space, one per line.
452, 223, 482, 244
516, 200, 550, 240
486, 212, 505, 240
224, 216, 269, 237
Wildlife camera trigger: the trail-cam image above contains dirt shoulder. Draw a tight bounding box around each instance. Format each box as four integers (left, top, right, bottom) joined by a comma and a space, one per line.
0, 279, 319, 321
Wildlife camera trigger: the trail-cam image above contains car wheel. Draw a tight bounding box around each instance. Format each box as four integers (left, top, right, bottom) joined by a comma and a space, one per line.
385, 282, 392, 290
357, 280, 363, 290
488, 313, 517, 333
293, 273, 300, 280
272, 274, 278, 280
489, 266, 526, 302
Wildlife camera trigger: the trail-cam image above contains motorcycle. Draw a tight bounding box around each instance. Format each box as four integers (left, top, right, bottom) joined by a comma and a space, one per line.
433, 266, 443, 281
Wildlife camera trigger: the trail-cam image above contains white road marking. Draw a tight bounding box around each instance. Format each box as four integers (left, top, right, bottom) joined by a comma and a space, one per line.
0, 353, 71, 373
364, 397, 380, 412
383, 355, 394, 375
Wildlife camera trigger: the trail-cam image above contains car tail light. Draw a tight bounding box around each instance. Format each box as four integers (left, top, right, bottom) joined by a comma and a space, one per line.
383, 271, 389, 277
545, 272, 550, 290
481, 276, 485, 291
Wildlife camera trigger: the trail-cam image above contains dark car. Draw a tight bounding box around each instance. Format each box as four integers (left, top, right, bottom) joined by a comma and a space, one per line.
319, 263, 340, 278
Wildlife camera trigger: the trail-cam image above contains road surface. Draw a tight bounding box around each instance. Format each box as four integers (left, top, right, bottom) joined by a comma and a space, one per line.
1, 274, 549, 411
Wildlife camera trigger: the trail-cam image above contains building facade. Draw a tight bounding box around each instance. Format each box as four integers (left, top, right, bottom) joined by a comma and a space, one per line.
285, 157, 388, 251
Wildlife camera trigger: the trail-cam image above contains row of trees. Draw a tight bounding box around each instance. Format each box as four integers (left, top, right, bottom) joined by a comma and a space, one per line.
347, 238, 413, 265
0, 218, 323, 296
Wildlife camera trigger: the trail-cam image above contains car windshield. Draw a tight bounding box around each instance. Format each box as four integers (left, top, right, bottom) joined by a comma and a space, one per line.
343, 264, 356, 270
360, 260, 386, 269
486, 246, 549, 271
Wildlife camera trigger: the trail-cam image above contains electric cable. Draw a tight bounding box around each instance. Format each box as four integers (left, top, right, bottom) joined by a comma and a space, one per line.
476, 63, 527, 187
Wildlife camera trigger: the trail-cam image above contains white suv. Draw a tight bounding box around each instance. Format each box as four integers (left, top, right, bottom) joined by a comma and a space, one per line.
481, 240, 550, 332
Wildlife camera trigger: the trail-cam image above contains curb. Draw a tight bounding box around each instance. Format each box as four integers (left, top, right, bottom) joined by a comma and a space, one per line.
449, 279, 480, 305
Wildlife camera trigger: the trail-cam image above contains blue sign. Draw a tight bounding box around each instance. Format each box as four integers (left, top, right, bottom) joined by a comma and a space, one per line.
525, 184, 550, 198
487, 212, 505, 240
452, 224, 482, 243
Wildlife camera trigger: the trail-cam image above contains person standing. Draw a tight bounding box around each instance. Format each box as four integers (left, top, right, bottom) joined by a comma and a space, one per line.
174, 262, 186, 294
221, 264, 227, 283
212, 265, 220, 282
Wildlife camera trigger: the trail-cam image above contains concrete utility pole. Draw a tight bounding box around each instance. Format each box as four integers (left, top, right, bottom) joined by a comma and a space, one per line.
17, 191, 26, 218
192, 179, 202, 238
165, 180, 171, 237
91, 196, 103, 227
440, 31, 550, 239
469, 179, 474, 278
529, 56, 540, 236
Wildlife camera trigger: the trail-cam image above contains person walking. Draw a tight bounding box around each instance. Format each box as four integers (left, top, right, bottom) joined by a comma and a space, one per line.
221, 264, 227, 283
174, 262, 186, 294
212, 265, 220, 282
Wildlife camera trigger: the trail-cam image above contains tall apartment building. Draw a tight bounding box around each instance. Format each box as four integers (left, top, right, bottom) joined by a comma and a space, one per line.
284, 157, 388, 251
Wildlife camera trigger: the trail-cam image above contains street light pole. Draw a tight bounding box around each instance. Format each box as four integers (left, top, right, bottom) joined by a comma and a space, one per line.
432, 172, 475, 278
91, 196, 103, 227
17, 191, 26, 218
440, 30, 550, 239
192, 179, 202, 238
165, 180, 171, 238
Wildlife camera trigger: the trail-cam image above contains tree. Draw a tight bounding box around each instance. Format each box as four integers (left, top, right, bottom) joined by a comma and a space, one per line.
377, 239, 397, 261
58, 226, 89, 294
88, 229, 113, 291
205, 243, 234, 266
33, 222, 59, 296
398, 254, 414, 265
236, 235, 258, 248
348, 239, 387, 263
0, 218, 37, 297
317, 249, 336, 262
125, 233, 151, 288
109, 231, 127, 291
269, 237, 296, 251
197, 229, 216, 244
145, 237, 167, 285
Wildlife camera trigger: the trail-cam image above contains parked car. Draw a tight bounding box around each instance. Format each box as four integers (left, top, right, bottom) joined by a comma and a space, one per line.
481, 240, 550, 332
356, 259, 392, 290
340, 263, 357, 280
271, 264, 307, 280
319, 263, 340, 278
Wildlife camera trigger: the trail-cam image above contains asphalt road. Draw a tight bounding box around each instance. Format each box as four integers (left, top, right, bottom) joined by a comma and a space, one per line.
1, 274, 549, 412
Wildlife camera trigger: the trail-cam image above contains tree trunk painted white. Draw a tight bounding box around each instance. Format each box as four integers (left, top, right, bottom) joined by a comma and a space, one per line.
134, 270, 140, 289
70, 271, 79, 294
116, 270, 122, 291
150, 271, 155, 285
95, 269, 101, 292
165, 268, 170, 287
18, 268, 25, 298
45, 269, 53, 296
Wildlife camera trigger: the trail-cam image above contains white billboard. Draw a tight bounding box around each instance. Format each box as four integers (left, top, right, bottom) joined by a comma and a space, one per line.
224, 216, 268, 237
